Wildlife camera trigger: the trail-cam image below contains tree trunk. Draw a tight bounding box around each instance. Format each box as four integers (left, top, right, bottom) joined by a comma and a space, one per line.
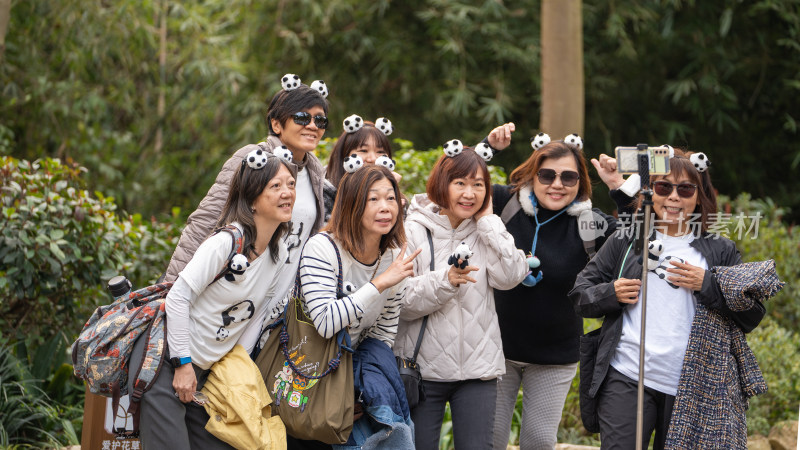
0, 0, 11, 63
540, 0, 584, 138
155, 0, 167, 156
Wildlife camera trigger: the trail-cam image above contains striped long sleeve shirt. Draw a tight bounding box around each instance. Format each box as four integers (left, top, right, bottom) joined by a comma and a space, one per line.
298, 233, 406, 348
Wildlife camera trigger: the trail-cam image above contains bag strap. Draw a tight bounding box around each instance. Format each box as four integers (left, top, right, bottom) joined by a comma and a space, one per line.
500, 193, 522, 224
209, 224, 245, 285
411, 228, 435, 362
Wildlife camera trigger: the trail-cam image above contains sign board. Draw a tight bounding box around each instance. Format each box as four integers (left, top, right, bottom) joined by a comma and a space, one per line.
80, 388, 141, 449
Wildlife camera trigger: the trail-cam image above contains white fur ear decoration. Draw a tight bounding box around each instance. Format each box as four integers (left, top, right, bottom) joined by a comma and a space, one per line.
274, 145, 293, 163
443, 139, 464, 157
246, 148, 269, 170
661, 144, 675, 159
375, 117, 393, 136
530, 132, 551, 150
564, 133, 583, 151
343, 153, 364, 173
310, 80, 328, 98
475, 142, 494, 162
225, 253, 250, 283
281, 74, 301, 91
690, 152, 710, 172
376, 155, 396, 171
343, 114, 363, 133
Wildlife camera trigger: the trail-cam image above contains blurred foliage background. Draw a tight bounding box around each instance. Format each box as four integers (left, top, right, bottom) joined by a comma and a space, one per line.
1, 0, 799, 447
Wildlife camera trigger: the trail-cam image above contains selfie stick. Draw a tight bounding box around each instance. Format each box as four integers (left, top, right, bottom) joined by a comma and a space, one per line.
634, 144, 652, 450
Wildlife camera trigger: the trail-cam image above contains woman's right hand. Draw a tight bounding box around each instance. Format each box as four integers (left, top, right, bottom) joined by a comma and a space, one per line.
448, 264, 479, 287
372, 244, 422, 293
173, 363, 197, 403
487, 122, 516, 151
614, 278, 642, 304
591, 154, 625, 190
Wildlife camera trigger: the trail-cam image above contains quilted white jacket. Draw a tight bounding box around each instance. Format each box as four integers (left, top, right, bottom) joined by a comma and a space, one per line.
394, 194, 527, 381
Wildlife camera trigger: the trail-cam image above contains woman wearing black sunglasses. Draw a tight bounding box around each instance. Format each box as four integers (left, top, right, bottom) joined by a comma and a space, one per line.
487, 127, 628, 450
569, 150, 766, 449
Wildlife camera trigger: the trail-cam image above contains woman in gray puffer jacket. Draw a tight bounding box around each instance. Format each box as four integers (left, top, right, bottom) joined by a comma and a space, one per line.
394, 145, 527, 450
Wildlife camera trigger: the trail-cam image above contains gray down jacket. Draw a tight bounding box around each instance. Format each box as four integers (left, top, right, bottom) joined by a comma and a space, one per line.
394, 194, 527, 381
164, 135, 326, 281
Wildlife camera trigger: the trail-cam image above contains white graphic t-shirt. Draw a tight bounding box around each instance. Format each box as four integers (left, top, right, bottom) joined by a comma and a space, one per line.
610, 231, 708, 396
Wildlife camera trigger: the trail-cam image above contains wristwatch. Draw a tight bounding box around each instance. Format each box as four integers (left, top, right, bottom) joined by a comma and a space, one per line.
169, 356, 192, 368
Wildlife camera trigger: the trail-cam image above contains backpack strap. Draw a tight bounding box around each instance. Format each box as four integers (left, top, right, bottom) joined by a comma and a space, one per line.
210, 224, 245, 285
583, 238, 597, 259
500, 192, 522, 224
411, 227, 435, 363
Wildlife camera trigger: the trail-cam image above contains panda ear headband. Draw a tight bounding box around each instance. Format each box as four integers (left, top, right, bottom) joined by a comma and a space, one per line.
280, 73, 329, 98
342, 114, 394, 136
244, 146, 293, 170
530, 132, 584, 151
442, 139, 498, 162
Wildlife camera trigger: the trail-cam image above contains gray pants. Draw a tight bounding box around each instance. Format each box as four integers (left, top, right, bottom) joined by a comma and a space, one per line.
128, 335, 233, 450
492, 360, 577, 450
411, 378, 497, 450
597, 366, 675, 450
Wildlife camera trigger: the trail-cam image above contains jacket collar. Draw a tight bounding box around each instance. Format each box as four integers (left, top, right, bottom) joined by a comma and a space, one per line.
517, 184, 592, 217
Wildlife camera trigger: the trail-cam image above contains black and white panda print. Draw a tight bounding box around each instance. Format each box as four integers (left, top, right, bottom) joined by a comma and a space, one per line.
653, 255, 685, 289
216, 300, 255, 341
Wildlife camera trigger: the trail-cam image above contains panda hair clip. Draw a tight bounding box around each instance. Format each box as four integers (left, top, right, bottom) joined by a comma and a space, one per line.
343, 153, 364, 174
689, 152, 711, 172
530, 132, 584, 151
245, 146, 293, 170
342, 115, 394, 136
280, 73, 329, 98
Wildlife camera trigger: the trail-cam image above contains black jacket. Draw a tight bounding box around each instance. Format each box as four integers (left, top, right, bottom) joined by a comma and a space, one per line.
569, 229, 766, 400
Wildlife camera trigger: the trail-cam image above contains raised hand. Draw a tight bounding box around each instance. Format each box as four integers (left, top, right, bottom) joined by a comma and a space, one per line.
372, 244, 422, 293
487, 122, 516, 151
591, 154, 625, 190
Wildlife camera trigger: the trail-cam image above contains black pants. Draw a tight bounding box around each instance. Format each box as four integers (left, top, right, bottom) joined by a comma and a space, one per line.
597, 366, 675, 450
411, 378, 497, 450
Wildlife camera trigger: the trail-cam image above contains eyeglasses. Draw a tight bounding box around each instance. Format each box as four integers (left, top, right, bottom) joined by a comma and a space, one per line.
652, 180, 698, 198
290, 111, 328, 129
536, 168, 580, 187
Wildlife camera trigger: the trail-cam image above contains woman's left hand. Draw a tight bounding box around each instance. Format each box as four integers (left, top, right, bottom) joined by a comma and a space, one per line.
666, 260, 705, 291
591, 154, 625, 190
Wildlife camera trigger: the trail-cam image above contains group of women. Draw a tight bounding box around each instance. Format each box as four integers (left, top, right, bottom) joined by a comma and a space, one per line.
133, 76, 766, 450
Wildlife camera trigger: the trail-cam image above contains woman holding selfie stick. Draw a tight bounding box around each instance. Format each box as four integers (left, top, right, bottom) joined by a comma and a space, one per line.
569, 149, 766, 449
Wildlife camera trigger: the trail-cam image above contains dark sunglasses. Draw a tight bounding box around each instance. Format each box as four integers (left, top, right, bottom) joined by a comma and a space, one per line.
536, 168, 580, 187
290, 111, 328, 129
653, 180, 697, 198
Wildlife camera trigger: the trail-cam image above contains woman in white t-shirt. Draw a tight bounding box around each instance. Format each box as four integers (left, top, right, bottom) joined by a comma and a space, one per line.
570, 150, 766, 449
133, 152, 297, 449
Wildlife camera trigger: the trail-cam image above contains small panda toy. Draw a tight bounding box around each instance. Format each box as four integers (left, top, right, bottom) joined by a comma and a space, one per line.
375, 155, 396, 171
281, 74, 301, 91
646, 240, 664, 271
310, 80, 328, 98
216, 326, 230, 342
343, 153, 364, 173
448, 242, 472, 269
246, 148, 269, 169
531, 132, 551, 150
474, 142, 494, 162
443, 139, 464, 157
274, 145, 293, 163
343, 114, 363, 133
225, 253, 250, 282
564, 133, 583, 151
690, 152, 710, 172
375, 117, 393, 136
343, 281, 356, 296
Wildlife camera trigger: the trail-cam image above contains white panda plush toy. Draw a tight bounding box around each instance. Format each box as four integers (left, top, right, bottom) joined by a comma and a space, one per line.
343, 153, 364, 173
443, 139, 464, 157
375, 117, 393, 135
274, 145, 293, 163
343, 114, 364, 133
646, 240, 664, 271
474, 142, 494, 162
225, 253, 250, 283
375, 155, 396, 171
690, 152, 710, 172
564, 133, 583, 151
531, 132, 551, 150
309, 80, 328, 98
246, 148, 269, 169
281, 73, 301, 90
343, 281, 356, 296
448, 242, 473, 269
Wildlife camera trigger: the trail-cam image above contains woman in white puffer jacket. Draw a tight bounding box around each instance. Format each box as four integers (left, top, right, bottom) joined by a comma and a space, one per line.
394, 145, 527, 450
